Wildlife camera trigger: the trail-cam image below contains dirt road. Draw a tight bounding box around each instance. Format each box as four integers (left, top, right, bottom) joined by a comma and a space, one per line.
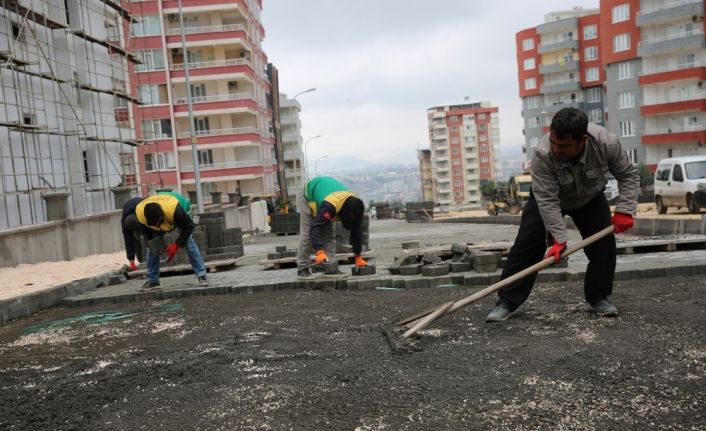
0, 275, 703, 430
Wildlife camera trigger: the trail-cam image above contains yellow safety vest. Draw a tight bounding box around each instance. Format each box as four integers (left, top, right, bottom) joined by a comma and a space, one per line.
308, 191, 356, 221
136, 194, 181, 232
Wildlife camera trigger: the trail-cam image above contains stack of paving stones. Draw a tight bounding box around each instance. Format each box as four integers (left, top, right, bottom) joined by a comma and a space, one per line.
406, 201, 435, 223
388, 242, 505, 277
270, 212, 300, 235
334, 215, 370, 253
163, 211, 243, 265
267, 245, 298, 260
374, 202, 392, 219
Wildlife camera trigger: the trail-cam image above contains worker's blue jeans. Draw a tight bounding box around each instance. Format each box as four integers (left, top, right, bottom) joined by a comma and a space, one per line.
146, 235, 207, 283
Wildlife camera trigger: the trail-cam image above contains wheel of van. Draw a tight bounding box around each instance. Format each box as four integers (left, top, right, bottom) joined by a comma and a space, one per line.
655, 196, 667, 214
687, 194, 700, 214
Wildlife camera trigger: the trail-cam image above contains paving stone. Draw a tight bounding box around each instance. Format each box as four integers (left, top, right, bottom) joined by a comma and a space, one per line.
429, 276, 453, 288
451, 275, 466, 285
449, 261, 470, 273
401, 241, 420, 250
473, 252, 496, 266
324, 261, 340, 274
474, 262, 497, 273
487, 274, 502, 284
335, 279, 349, 290
275, 245, 287, 253
422, 254, 443, 265
451, 243, 468, 254
536, 272, 556, 282
461, 251, 473, 264
339, 244, 354, 253
404, 278, 430, 289
275, 281, 296, 291
399, 264, 422, 276
464, 274, 489, 286
388, 255, 419, 274
422, 264, 449, 277
392, 279, 406, 289
351, 265, 376, 276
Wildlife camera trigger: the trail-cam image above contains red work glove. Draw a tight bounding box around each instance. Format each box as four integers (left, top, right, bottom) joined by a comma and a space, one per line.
612, 212, 634, 234
164, 243, 180, 262
545, 240, 567, 263
354, 255, 367, 267
315, 250, 329, 265
128, 260, 137, 271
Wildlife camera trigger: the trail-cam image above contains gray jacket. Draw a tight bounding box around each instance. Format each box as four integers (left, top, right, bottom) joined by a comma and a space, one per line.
531, 123, 640, 244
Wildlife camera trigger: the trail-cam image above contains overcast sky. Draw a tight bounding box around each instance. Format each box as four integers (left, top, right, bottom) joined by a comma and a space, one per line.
261, 1, 598, 166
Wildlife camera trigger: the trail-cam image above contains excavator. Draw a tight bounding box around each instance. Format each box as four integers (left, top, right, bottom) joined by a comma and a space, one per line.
486, 175, 531, 216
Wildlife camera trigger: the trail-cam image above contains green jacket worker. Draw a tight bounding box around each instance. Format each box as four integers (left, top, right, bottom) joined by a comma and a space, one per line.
296, 176, 366, 278
135, 192, 208, 290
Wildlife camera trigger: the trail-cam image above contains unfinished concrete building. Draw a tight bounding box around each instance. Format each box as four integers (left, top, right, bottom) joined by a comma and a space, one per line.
0, 0, 138, 230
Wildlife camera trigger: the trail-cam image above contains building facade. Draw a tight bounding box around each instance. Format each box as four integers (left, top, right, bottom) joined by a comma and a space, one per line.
418, 149, 434, 201
278, 94, 305, 205
127, 0, 277, 203
0, 0, 137, 229
427, 101, 500, 207
517, 1, 706, 170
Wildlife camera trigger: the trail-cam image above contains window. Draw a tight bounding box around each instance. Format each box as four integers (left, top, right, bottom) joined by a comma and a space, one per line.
480, 156, 489, 162
586, 87, 602, 103
137, 84, 165, 105
523, 58, 536, 70
450, 137, 460, 144
655, 164, 672, 181
11, 22, 25, 42
131, 15, 161, 36
479, 134, 487, 141
589, 109, 602, 122
585, 67, 600, 82
528, 116, 539, 128
529, 136, 539, 148
525, 96, 540, 109
82, 151, 90, 183
524, 78, 537, 90
618, 92, 635, 109
522, 38, 534, 51
628, 149, 638, 164
452, 159, 461, 165
144, 152, 175, 171
464, 136, 475, 144
198, 150, 214, 166
194, 117, 210, 134
677, 53, 695, 68
617, 62, 632, 80
584, 46, 598, 61
135, 49, 165, 72
22, 113, 35, 125
612, 4, 630, 23
672, 164, 684, 182
141, 119, 172, 140
450, 127, 459, 133
454, 180, 462, 187
583, 24, 597, 40
451, 147, 460, 155
480, 144, 488, 152
477, 113, 487, 120
619, 121, 634, 137
613, 33, 630, 53
449, 115, 458, 122
453, 169, 461, 176
481, 167, 490, 174
454, 191, 464, 197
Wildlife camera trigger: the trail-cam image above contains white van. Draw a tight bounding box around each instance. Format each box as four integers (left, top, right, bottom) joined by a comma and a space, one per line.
653, 156, 706, 214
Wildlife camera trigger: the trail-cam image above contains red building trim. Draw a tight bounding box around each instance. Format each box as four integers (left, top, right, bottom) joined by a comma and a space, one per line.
131, 36, 163, 51
642, 130, 706, 145
161, 0, 246, 9
175, 132, 261, 147
600, 0, 640, 67
172, 98, 258, 114
165, 30, 248, 45
516, 27, 541, 97
180, 165, 263, 180
169, 64, 254, 79
641, 99, 706, 117
639, 67, 706, 86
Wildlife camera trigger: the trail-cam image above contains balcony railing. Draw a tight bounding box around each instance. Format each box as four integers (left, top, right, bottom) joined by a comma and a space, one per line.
166, 24, 246, 36
640, 61, 705, 76
637, 0, 702, 16
175, 92, 251, 104
643, 124, 705, 135
639, 28, 704, 46
181, 159, 263, 171
171, 58, 249, 70
642, 95, 706, 106
177, 126, 258, 139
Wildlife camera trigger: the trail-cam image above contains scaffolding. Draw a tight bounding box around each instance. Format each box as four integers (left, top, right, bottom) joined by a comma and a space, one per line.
0, 0, 140, 229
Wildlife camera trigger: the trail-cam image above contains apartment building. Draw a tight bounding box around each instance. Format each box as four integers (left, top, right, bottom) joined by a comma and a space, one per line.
417, 149, 434, 201
127, 0, 277, 202
0, 0, 137, 229
278, 93, 305, 204
427, 101, 499, 207
517, 1, 706, 170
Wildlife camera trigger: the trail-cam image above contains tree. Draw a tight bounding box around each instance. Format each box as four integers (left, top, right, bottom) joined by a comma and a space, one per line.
479, 180, 497, 197
637, 162, 654, 187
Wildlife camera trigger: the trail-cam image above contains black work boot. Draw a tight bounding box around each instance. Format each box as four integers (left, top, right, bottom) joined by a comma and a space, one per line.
590, 299, 618, 317
297, 268, 320, 279
140, 280, 160, 292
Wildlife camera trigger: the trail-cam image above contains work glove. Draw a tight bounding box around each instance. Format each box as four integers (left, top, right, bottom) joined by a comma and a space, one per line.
165, 243, 180, 262
612, 212, 634, 234
545, 240, 567, 264
354, 255, 367, 267
128, 260, 137, 271
315, 250, 329, 265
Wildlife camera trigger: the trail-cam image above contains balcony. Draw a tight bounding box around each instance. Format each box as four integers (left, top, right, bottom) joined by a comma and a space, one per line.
636, 0, 704, 27
181, 159, 263, 172
172, 92, 257, 115
170, 58, 253, 79
165, 25, 249, 48
539, 60, 579, 74
540, 79, 580, 94
166, 23, 246, 36
637, 29, 705, 57
639, 62, 706, 85
283, 150, 302, 161
642, 124, 706, 145
538, 39, 578, 54
536, 17, 577, 35
162, 0, 246, 13
641, 97, 706, 116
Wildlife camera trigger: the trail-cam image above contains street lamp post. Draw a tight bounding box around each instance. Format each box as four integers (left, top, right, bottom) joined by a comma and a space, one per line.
303, 134, 321, 179
293, 87, 316, 100
314, 155, 328, 177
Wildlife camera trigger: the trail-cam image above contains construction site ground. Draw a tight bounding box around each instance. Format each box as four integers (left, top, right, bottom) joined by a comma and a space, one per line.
0, 216, 705, 429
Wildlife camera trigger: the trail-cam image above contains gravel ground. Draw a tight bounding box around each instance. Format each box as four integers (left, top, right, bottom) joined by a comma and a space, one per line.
0, 275, 703, 430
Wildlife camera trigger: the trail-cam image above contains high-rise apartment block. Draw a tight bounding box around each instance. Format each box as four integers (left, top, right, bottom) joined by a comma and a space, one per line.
517, 1, 706, 170
0, 1, 137, 229
427, 101, 499, 207
128, 0, 277, 202
418, 149, 434, 201
278, 93, 305, 204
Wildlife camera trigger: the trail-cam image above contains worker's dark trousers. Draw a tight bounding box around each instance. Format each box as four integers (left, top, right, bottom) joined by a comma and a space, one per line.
497, 192, 616, 309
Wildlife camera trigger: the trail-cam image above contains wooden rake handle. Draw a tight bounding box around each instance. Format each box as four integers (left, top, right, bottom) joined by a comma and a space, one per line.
401, 225, 616, 334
